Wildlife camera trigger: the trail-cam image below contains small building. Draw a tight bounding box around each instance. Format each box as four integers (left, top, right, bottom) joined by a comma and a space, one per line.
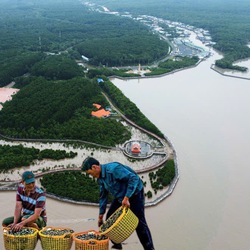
93, 103, 102, 110
131, 143, 141, 154
91, 109, 111, 118
91, 103, 111, 118
81, 55, 89, 61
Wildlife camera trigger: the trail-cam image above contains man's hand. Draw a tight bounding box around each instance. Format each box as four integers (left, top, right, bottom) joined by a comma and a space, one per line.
122, 196, 130, 208
10, 222, 25, 232
6, 223, 14, 228
98, 214, 104, 227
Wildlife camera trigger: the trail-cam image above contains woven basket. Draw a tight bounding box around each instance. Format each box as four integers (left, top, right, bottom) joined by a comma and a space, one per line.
73, 230, 109, 250
99, 206, 139, 244
3, 227, 38, 250
39, 226, 74, 250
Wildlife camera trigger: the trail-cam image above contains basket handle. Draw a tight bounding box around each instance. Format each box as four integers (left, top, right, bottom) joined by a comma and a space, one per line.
63, 233, 72, 238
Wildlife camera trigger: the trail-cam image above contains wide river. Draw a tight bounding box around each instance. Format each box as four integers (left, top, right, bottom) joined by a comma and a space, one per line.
111, 49, 250, 250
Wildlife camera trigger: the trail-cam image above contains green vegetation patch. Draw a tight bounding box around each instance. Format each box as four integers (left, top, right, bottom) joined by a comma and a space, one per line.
0, 144, 77, 172
30, 55, 84, 80
146, 56, 199, 76
0, 52, 44, 87
149, 159, 176, 194
41, 171, 102, 203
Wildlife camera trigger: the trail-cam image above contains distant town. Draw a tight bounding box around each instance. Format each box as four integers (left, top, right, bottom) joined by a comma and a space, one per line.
83, 1, 213, 60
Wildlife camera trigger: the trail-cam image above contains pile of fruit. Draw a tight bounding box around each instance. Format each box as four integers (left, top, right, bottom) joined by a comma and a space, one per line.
75, 231, 108, 242
6, 228, 35, 236
40, 228, 74, 238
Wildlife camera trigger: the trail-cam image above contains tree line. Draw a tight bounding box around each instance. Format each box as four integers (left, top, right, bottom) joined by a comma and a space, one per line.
0, 144, 77, 172
99, 79, 164, 138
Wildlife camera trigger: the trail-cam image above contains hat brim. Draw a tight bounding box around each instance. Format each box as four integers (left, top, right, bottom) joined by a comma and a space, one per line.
24, 178, 35, 184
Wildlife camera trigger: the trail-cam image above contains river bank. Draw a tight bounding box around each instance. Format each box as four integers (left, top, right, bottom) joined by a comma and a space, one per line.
211, 64, 250, 80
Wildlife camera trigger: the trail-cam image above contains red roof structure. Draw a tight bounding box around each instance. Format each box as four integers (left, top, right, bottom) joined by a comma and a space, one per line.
91, 109, 111, 118
131, 143, 141, 154
93, 103, 102, 110
91, 103, 111, 118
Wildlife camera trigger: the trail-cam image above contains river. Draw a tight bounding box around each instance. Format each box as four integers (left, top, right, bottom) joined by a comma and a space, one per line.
111, 48, 250, 250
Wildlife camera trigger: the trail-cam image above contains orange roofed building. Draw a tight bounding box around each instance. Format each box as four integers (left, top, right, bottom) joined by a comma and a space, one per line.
91, 103, 111, 118
91, 109, 111, 118
93, 103, 102, 110
131, 143, 141, 154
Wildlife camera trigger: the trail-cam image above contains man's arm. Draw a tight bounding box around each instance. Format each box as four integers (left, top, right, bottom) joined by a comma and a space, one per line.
98, 214, 104, 227
8, 201, 22, 227
11, 207, 42, 231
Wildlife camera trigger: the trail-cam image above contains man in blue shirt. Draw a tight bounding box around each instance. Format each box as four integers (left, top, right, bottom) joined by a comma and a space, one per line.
82, 156, 155, 250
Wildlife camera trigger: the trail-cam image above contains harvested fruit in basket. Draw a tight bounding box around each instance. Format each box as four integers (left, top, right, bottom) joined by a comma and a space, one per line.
40, 228, 74, 237
75, 231, 108, 241
99, 207, 123, 232
6, 228, 35, 236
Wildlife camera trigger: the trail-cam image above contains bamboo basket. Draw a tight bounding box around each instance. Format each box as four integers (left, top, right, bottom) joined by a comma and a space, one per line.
73, 230, 109, 250
99, 206, 139, 244
3, 227, 38, 250
39, 226, 74, 250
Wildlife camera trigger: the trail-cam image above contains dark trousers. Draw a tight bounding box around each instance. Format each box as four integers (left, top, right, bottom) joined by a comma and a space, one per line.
106, 189, 155, 250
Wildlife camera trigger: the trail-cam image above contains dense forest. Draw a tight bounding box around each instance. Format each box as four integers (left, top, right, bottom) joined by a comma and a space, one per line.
0, 77, 134, 146
0, 73, 165, 143
0, 0, 170, 86
91, 0, 250, 71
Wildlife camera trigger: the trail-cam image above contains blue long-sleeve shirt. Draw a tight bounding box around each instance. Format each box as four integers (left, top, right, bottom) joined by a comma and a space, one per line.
98, 162, 143, 215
